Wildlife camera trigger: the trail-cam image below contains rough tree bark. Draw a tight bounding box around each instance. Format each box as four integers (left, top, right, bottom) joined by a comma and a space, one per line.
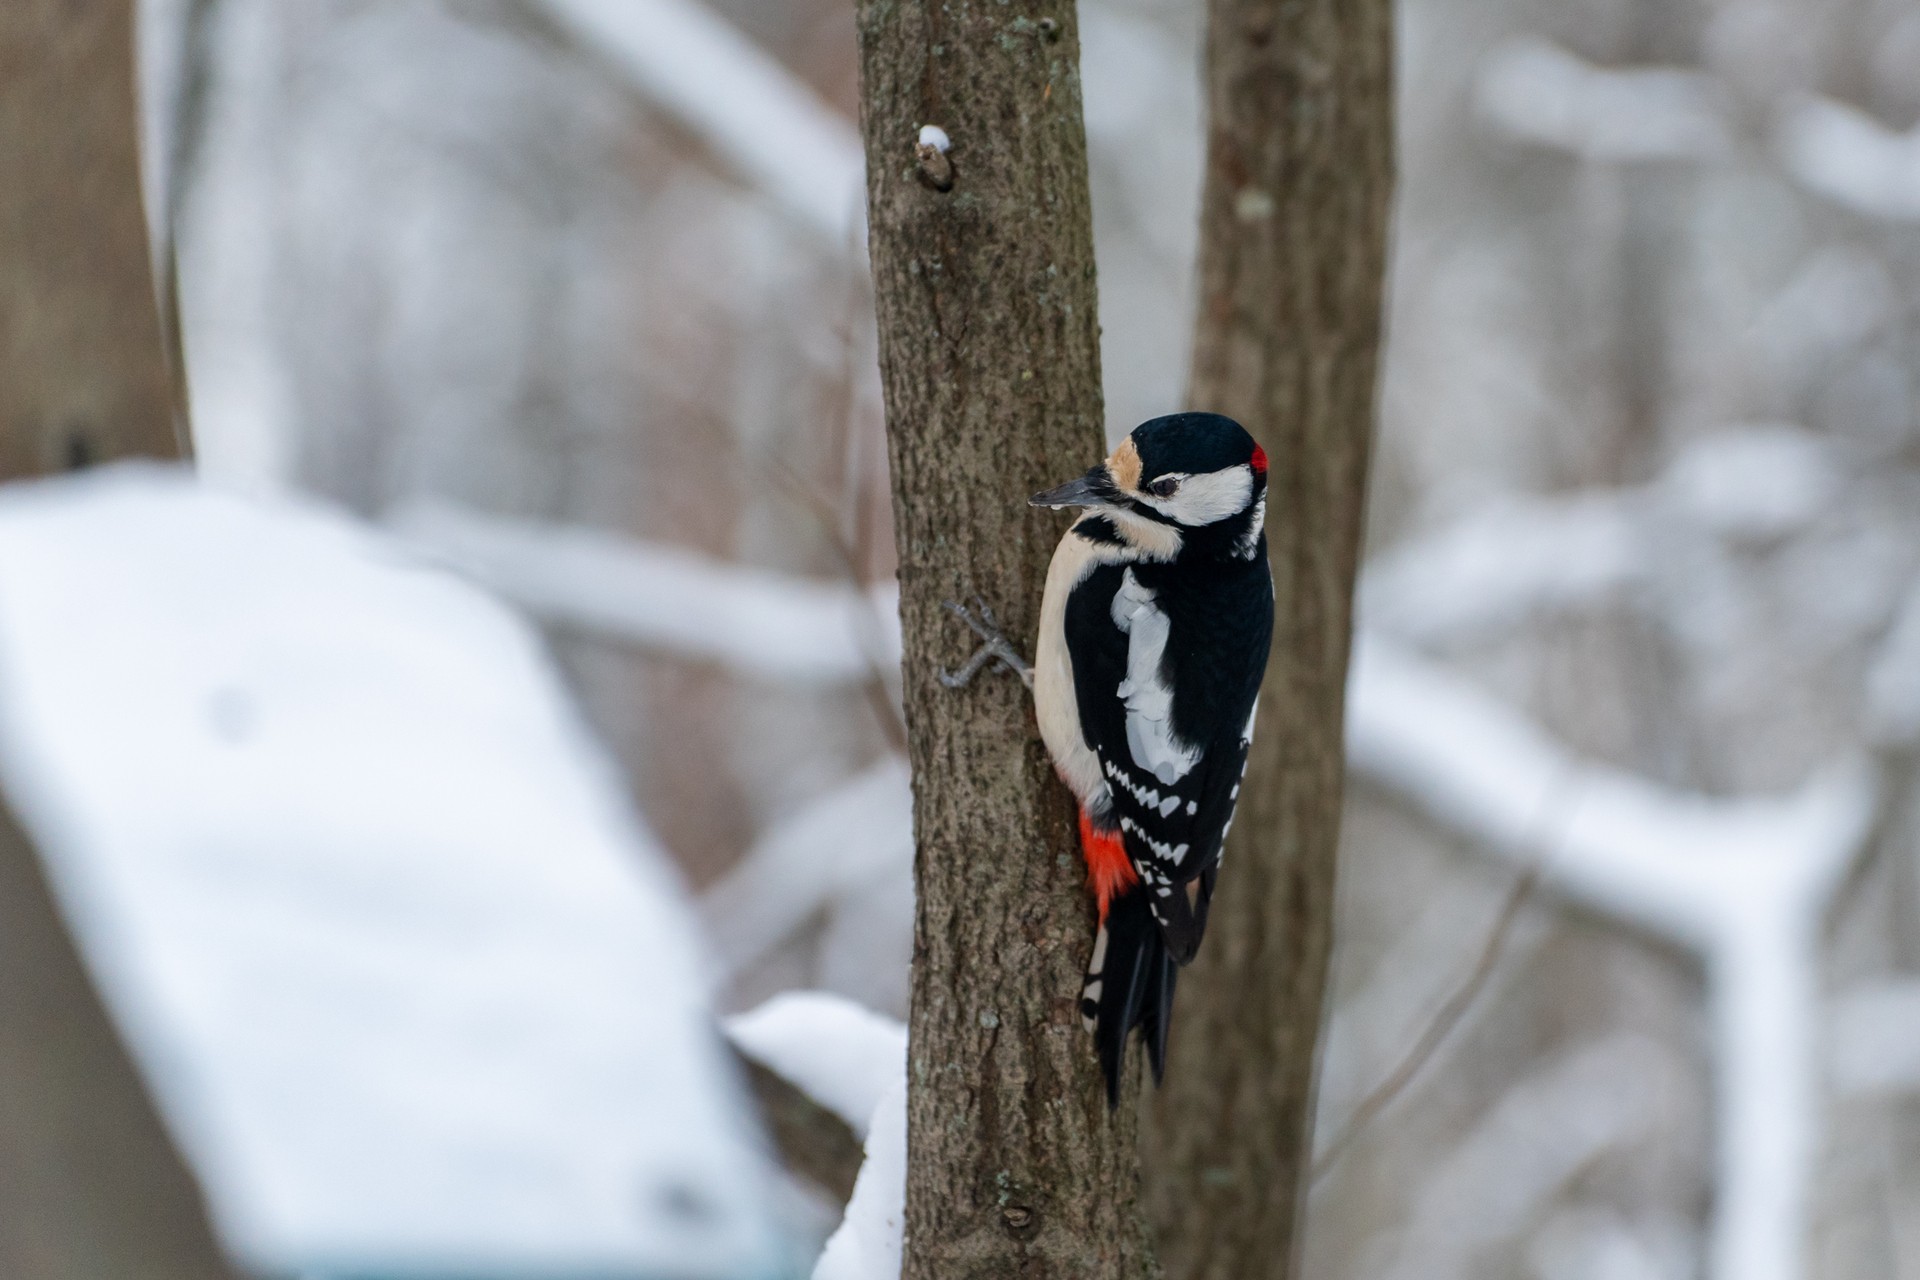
855, 3, 1158, 1277
0, 5, 227, 1276
1142, 2, 1394, 1278
0, 0, 184, 478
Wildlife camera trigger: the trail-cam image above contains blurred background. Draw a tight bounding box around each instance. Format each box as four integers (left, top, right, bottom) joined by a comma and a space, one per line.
76, 0, 1920, 1275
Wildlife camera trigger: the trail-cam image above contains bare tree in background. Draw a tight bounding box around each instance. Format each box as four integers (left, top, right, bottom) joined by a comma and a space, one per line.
0, 3, 230, 1274
856, 2, 1159, 1276
1142, 2, 1394, 1278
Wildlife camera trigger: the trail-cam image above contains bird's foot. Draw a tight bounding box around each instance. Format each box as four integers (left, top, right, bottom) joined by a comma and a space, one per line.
937, 597, 1034, 690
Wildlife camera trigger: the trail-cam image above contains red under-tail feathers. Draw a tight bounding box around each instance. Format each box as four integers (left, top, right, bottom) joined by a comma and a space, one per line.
1078, 807, 1136, 922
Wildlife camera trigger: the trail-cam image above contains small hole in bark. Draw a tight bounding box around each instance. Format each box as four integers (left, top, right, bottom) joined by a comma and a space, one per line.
1003, 1205, 1034, 1232
1037, 17, 1060, 40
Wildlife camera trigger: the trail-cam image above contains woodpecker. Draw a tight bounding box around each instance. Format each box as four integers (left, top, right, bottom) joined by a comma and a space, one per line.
1029, 412, 1273, 1104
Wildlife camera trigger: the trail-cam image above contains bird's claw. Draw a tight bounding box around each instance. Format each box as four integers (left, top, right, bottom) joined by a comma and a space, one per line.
937, 596, 1034, 690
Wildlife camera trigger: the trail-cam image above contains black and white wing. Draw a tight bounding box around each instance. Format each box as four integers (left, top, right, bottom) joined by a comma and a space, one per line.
1063, 562, 1269, 963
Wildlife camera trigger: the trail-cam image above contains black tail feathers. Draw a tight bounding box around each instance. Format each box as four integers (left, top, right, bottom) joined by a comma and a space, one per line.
1081, 886, 1179, 1108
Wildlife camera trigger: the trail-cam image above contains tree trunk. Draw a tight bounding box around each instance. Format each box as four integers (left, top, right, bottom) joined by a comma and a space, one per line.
1142, 2, 1394, 1278
0, 0, 184, 477
0, 5, 226, 1276
0, 798, 235, 1279
855, 5, 1158, 1277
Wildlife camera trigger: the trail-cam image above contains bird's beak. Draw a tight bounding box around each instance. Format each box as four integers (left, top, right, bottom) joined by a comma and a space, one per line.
1030, 464, 1118, 510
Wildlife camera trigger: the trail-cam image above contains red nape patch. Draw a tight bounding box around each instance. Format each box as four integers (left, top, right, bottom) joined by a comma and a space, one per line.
1249, 444, 1268, 476
1079, 809, 1137, 923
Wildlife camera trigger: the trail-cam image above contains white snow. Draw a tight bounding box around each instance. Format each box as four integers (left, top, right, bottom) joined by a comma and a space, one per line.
702, 759, 914, 1009
726, 991, 906, 1139
916, 125, 950, 154
1866, 580, 1920, 745
533, 0, 866, 247
811, 1079, 904, 1280
1348, 634, 1876, 1280
1360, 490, 1643, 641
395, 500, 901, 688
1828, 980, 1920, 1097
1361, 429, 1844, 645
1381, 1035, 1679, 1280
1659, 426, 1839, 543
1475, 37, 1728, 162
720, 992, 905, 1280
0, 467, 779, 1278
1778, 94, 1920, 221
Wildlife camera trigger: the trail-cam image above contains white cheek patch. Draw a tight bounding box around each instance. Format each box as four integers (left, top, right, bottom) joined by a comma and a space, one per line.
1110, 569, 1201, 785
1140, 465, 1253, 528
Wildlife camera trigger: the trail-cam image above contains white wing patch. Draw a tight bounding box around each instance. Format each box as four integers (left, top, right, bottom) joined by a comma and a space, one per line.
1109, 569, 1201, 785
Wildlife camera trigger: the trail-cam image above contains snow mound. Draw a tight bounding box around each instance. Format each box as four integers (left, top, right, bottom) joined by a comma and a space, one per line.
811, 1079, 904, 1280
0, 467, 780, 1278
727, 991, 905, 1139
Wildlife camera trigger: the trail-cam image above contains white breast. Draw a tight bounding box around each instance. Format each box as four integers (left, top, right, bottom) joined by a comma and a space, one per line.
1034, 528, 1110, 815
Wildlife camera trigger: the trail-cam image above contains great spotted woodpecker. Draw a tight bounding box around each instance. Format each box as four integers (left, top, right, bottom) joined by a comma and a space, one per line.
1029, 412, 1273, 1104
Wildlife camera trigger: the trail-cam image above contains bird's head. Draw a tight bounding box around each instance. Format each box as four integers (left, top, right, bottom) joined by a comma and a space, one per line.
1031, 413, 1267, 557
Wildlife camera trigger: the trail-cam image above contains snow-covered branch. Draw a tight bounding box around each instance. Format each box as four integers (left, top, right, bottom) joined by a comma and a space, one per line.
1361, 426, 1840, 645
1778, 94, 1920, 222
1474, 37, 1728, 162
1349, 635, 1875, 950
1360, 491, 1643, 642
531, 0, 865, 247
724, 992, 905, 1280
701, 760, 912, 985
1350, 634, 1876, 1280
393, 501, 900, 687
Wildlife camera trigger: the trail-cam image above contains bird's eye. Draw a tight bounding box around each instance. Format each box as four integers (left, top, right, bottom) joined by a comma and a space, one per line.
1147, 477, 1180, 498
